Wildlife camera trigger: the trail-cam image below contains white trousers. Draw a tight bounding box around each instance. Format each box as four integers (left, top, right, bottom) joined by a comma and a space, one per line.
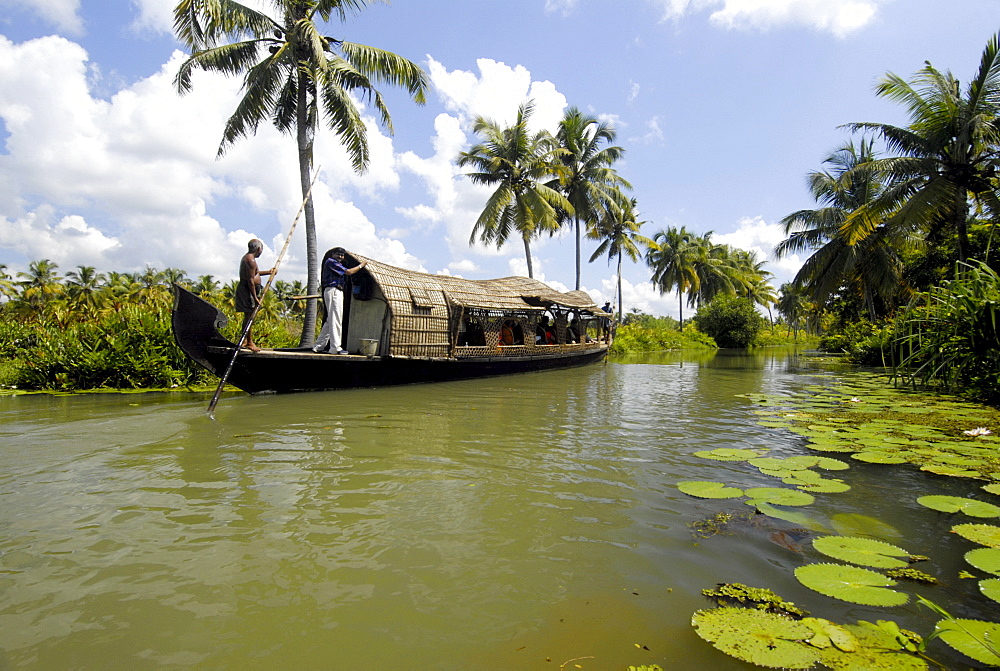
313, 285, 344, 352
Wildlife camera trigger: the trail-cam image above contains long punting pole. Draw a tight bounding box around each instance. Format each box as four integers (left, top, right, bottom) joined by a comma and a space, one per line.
207, 168, 321, 415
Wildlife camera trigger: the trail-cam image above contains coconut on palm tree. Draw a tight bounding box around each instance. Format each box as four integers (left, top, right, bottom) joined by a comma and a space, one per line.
457, 100, 572, 278
174, 0, 428, 345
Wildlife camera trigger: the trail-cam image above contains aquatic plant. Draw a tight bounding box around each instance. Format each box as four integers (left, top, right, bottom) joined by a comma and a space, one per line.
883, 567, 937, 584
676, 481, 744, 499
701, 583, 808, 618
811, 536, 911, 569
916, 495, 1000, 518
965, 547, 1000, 575
951, 523, 1000, 547
794, 563, 909, 606
691, 605, 929, 669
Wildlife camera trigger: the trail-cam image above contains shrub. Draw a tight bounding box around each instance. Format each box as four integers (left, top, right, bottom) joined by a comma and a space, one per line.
693, 295, 766, 348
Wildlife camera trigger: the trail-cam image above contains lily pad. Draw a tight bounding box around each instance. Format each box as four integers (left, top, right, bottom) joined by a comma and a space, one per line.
851, 452, 908, 465
794, 563, 908, 606
752, 502, 823, 529
678, 481, 744, 499
980, 578, 1000, 604
691, 607, 819, 669
831, 513, 903, 540
951, 524, 1000, 548
692, 448, 761, 462
744, 488, 815, 507
812, 536, 910, 569
935, 619, 1000, 665
983, 483, 1000, 496
797, 479, 852, 494
965, 547, 1000, 576
917, 495, 1000, 518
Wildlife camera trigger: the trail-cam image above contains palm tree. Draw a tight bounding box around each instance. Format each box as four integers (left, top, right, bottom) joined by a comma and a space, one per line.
587, 195, 652, 322
457, 101, 572, 278
0, 264, 16, 300
194, 275, 221, 298
777, 282, 809, 337
17, 259, 62, 309
844, 33, 1000, 263
646, 226, 700, 327
551, 107, 630, 290
65, 265, 107, 310
174, 0, 428, 345
775, 139, 908, 318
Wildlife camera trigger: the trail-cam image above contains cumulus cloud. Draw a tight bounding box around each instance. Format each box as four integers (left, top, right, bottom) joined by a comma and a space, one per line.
544, 0, 580, 16
655, 0, 881, 37
7, 0, 83, 35
712, 215, 803, 285
398, 57, 572, 275
0, 34, 419, 281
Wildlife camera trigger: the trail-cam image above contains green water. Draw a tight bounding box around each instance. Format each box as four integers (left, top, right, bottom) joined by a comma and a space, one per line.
0, 350, 993, 669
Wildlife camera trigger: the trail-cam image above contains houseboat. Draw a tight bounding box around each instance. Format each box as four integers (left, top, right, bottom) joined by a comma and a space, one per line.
172, 252, 611, 394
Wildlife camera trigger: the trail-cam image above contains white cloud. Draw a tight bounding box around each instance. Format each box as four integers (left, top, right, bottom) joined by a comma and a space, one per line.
0, 34, 421, 282
129, 0, 174, 34
398, 58, 574, 275
712, 215, 803, 285
655, 0, 881, 37
8, 0, 83, 35
544, 0, 580, 16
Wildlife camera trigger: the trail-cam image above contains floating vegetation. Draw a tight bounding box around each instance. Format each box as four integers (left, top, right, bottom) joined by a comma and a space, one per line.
916, 495, 1000, 518
692, 447, 763, 461
688, 509, 759, 538
884, 567, 937, 584
691, 605, 928, 669
794, 564, 909, 606
934, 619, 1000, 665
691, 607, 820, 669
687, 375, 1000, 667
980, 578, 1000, 604
676, 481, 744, 499
701, 583, 809, 618
950, 523, 1000, 547
964, 547, 1000, 576
811, 536, 911, 569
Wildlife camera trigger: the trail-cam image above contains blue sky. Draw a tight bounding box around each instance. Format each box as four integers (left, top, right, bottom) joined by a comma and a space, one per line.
0, 0, 997, 317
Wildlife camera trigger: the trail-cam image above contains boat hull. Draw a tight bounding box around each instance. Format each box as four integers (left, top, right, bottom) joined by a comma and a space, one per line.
172, 285, 608, 394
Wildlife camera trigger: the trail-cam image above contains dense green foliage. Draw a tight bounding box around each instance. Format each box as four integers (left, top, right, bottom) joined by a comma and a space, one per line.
0, 265, 303, 391
693, 295, 767, 348
773, 33, 1000, 401
174, 0, 428, 345
893, 260, 1000, 402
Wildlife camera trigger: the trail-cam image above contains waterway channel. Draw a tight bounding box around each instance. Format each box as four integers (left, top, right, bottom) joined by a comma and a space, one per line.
0, 349, 995, 669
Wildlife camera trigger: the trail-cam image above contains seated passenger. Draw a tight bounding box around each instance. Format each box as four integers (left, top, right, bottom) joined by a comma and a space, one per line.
535, 316, 555, 344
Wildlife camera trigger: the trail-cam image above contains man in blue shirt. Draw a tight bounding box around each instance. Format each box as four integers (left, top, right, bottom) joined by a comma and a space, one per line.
313, 247, 368, 353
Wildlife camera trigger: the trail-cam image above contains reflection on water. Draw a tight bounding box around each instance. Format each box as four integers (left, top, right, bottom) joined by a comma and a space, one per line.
0, 348, 988, 668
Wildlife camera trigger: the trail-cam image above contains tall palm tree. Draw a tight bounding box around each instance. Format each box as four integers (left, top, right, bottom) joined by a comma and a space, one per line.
844, 33, 1000, 263
194, 274, 221, 298
587, 195, 652, 322
0, 264, 16, 300
174, 0, 428, 345
777, 282, 809, 337
457, 101, 572, 278
17, 259, 62, 309
646, 226, 700, 327
776, 139, 908, 318
65, 265, 107, 311
551, 107, 630, 289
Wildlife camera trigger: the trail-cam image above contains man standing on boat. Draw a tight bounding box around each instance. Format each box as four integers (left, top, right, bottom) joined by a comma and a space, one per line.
235, 238, 274, 352
313, 247, 367, 354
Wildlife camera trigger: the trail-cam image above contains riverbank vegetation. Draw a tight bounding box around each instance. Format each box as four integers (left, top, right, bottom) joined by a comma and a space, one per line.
0, 265, 302, 391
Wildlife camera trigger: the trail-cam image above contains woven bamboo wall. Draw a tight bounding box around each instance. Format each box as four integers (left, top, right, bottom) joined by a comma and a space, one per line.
347, 253, 608, 359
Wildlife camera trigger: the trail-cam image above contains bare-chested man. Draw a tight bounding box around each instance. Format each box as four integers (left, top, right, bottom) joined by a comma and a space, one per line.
235, 239, 274, 352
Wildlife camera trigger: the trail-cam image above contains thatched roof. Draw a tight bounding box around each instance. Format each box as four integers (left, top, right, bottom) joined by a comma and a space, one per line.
352, 254, 603, 314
